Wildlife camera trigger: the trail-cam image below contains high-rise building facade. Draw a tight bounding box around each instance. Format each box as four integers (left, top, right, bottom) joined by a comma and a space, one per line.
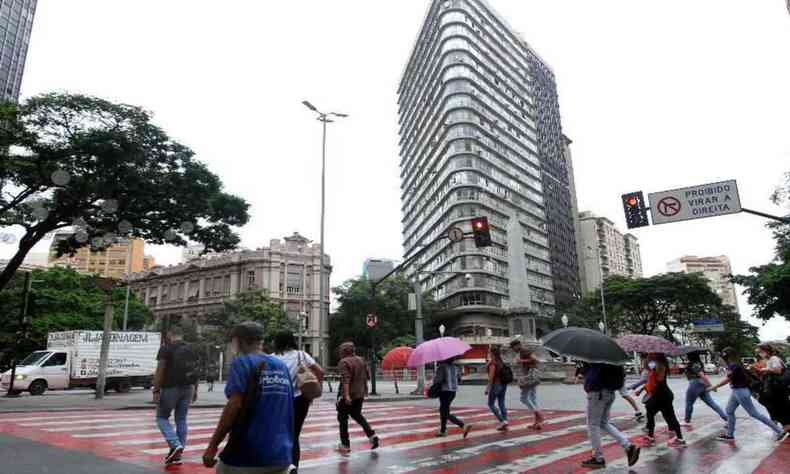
667, 255, 740, 312
48, 233, 146, 280
578, 211, 643, 293
398, 0, 579, 347
0, 0, 37, 102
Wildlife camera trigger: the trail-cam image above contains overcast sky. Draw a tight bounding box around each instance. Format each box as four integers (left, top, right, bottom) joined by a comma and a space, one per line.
4, 1, 790, 340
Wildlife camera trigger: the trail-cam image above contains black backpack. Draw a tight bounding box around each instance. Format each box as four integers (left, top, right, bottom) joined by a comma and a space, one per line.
169, 342, 199, 386
498, 363, 515, 385
599, 364, 626, 391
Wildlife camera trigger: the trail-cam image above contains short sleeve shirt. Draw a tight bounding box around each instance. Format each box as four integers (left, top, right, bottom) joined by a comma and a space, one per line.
156, 342, 193, 388
728, 363, 749, 389
274, 350, 317, 398
219, 354, 294, 468
767, 356, 785, 371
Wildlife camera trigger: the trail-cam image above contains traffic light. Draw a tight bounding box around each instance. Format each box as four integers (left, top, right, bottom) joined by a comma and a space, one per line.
471, 216, 492, 247
621, 191, 650, 229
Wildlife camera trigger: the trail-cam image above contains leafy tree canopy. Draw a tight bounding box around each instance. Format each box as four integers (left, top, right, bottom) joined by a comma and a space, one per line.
0, 93, 250, 291
0, 266, 152, 370
329, 275, 439, 365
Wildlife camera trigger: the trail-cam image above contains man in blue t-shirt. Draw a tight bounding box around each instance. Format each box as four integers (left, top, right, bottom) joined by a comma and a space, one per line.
202, 322, 294, 474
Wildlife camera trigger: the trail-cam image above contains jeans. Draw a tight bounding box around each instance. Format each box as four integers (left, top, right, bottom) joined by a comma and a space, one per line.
645, 389, 682, 439
156, 385, 193, 450
587, 391, 631, 461
520, 386, 539, 412
337, 398, 375, 447
685, 379, 727, 422
487, 383, 508, 422
439, 391, 465, 433
293, 395, 311, 467
726, 387, 781, 437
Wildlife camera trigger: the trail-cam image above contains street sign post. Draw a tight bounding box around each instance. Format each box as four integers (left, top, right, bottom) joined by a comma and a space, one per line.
691, 319, 725, 334
648, 180, 741, 225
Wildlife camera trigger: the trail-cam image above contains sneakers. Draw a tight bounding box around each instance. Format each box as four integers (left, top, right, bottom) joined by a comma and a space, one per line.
634, 412, 645, 421
669, 438, 687, 448
626, 445, 641, 467
644, 436, 656, 446
164, 446, 184, 465
580, 457, 606, 468
496, 421, 509, 432
463, 424, 473, 439
435, 431, 447, 438
288, 465, 297, 474
717, 434, 735, 442
369, 435, 380, 450
337, 444, 351, 455
775, 431, 789, 443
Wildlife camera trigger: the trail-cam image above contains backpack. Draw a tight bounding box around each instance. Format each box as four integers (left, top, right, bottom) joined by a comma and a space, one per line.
599, 364, 626, 391
498, 363, 515, 385
169, 342, 199, 386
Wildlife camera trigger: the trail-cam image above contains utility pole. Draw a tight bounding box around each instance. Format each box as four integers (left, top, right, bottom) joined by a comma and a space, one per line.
95, 278, 115, 399
122, 239, 133, 331
411, 279, 425, 394
369, 282, 379, 396
5, 272, 32, 397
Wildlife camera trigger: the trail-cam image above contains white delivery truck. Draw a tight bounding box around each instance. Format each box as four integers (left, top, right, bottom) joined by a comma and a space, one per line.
0, 330, 161, 396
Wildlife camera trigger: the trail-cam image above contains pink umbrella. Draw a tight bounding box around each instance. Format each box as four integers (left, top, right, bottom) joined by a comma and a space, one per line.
616, 334, 681, 356
407, 337, 472, 368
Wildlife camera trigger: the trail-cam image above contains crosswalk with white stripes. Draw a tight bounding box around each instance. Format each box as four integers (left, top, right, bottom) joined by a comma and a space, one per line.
1, 401, 788, 473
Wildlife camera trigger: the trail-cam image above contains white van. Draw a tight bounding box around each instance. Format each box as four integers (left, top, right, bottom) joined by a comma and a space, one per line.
1, 330, 161, 396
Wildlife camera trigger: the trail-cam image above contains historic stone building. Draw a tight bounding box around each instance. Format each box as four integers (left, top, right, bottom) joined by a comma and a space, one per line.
128, 233, 331, 364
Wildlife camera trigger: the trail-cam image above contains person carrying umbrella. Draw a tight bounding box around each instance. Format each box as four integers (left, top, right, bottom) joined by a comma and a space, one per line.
432, 356, 472, 438
683, 351, 727, 426
509, 339, 545, 429
635, 353, 685, 447
541, 327, 641, 469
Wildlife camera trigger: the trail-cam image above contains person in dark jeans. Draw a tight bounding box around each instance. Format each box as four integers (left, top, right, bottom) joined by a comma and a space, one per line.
636, 353, 685, 447
434, 357, 472, 438
336, 342, 379, 454
274, 331, 325, 473
153, 325, 199, 465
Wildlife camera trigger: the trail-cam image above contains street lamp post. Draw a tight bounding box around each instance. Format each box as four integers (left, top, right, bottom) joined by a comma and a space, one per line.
5, 271, 37, 397
561, 314, 569, 328
302, 100, 347, 367
122, 239, 133, 331
587, 245, 608, 335
599, 321, 605, 333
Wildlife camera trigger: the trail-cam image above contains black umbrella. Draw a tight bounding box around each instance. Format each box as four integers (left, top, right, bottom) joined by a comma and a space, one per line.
677, 345, 708, 356
541, 327, 630, 365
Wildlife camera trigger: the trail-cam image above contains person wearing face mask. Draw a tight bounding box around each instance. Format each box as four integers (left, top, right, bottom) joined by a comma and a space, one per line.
709, 347, 783, 443
751, 344, 790, 442
636, 353, 685, 447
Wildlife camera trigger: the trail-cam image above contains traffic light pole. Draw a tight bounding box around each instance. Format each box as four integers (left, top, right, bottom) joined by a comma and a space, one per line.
5, 272, 32, 398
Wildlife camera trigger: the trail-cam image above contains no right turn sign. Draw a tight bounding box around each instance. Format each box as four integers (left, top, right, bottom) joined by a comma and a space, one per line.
648, 180, 741, 225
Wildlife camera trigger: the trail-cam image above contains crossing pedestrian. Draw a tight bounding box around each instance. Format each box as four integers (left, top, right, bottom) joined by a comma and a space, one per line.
153, 325, 200, 466
709, 347, 783, 442
485, 345, 510, 431
683, 351, 727, 426
206, 364, 216, 392
509, 339, 544, 429
579, 363, 641, 469
336, 342, 379, 454
433, 356, 472, 438
202, 321, 294, 474
636, 353, 685, 447
752, 344, 790, 441
274, 331, 325, 473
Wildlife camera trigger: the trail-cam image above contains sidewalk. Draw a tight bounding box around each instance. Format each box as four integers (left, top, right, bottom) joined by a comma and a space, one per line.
0, 380, 424, 413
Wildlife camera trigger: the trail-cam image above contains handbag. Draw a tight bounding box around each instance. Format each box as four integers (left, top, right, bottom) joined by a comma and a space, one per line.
296, 351, 322, 401
519, 367, 541, 389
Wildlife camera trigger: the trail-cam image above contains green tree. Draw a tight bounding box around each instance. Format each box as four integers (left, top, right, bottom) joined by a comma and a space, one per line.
329, 275, 438, 365
0, 93, 250, 291
200, 290, 295, 354
0, 266, 152, 369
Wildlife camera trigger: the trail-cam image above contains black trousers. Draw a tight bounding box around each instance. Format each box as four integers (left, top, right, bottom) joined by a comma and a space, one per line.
439, 391, 465, 433
293, 395, 311, 467
646, 389, 683, 439
337, 398, 375, 446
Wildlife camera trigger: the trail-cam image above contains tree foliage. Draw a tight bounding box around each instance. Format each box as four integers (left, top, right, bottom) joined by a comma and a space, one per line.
329, 275, 439, 365
198, 290, 296, 354
0, 93, 250, 291
0, 266, 152, 370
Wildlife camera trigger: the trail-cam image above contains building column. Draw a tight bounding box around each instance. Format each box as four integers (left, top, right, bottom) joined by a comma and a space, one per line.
199, 278, 206, 299
230, 272, 239, 295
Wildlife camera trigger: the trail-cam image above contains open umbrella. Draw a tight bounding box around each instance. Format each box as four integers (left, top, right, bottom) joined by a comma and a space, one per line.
541, 327, 630, 365
616, 335, 681, 356
407, 337, 472, 368
382, 346, 414, 371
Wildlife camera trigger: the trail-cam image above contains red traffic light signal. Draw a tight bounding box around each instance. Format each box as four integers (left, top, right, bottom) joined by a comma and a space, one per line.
621, 191, 650, 229
470, 216, 492, 247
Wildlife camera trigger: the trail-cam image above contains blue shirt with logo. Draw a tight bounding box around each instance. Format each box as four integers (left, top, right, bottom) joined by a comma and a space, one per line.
219, 353, 294, 468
